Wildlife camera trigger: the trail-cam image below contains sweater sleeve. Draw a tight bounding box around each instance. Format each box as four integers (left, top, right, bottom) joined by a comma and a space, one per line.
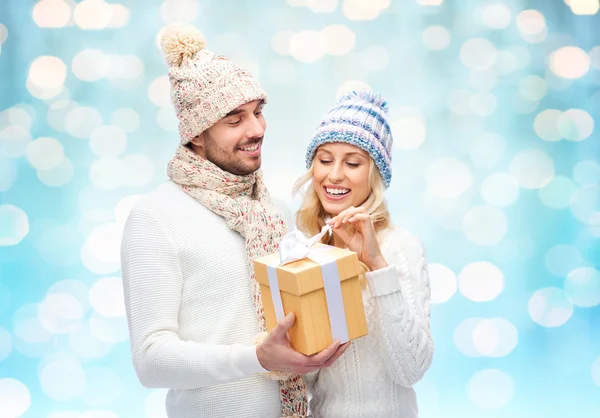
364, 230, 434, 388
120, 207, 266, 390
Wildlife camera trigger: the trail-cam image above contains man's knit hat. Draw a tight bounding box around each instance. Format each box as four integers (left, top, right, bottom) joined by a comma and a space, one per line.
305, 91, 393, 188
159, 23, 267, 145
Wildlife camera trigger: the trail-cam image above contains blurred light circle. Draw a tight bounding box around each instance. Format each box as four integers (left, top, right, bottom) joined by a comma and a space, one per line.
106, 54, 145, 81
509, 149, 554, 189
468, 132, 505, 169
47, 100, 78, 132
13, 304, 52, 344
448, 90, 472, 115
549, 46, 590, 79
110, 108, 140, 133
321, 24, 355, 56
81, 223, 122, 274
145, 390, 169, 418
33, 0, 71, 28
481, 173, 520, 207
472, 318, 518, 357
458, 261, 504, 302
570, 185, 600, 225
160, 0, 199, 23
37, 157, 74, 187
564, 267, 600, 307
72, 49, 109, 82
362, 45, 389, 70
90, 126, 127, 157
0, 327, 12, 362
469, 92, 497, 117
516, 9, 546, 35
468, 69, 497, 91
26, 137, 64, 170
90, 277, 126, 317
422, 25, 451, 50
121, 155, 155, 187
569, 0, 600, 15
28, 56, 67, 89
69, 321, 114, 359
108, 3, 130, 28
528, 287, 573, 327
38, 293, 85, 334
65, 106, 103, 139
148, 76, 172, 108
0, 204, 29, 246
391, 117, 426, 149
481, 2, 512, 29
267, 59, 297, 85
428, 263, 457, 304
1, 106, 35, 130
513, 96, 539, 114
0, 125, 32, 158
463, 205, 507, 245
557, 109, 594, 141
592, 356, 600, 388
534, 109, 562, 142
0, 24, 6, 44
425, 157, 473, 198
460, 38, 498, 70
336, 80, 372, 99
573, 160, 600, 186
545, 245, 587, 277
48, 279, 90, 312
538, 175, 578, 209
454, 317, 484, 357
81, 367, 122, 407
89, 158, 125, 190
89, 312, 129, 344
271, 30, 294, 56
308, 0, 338, 12
468, 369, 514, 409
74, 0, 112, 29
0, 378, 31, 418
342, 0, 385, 20
40, 358, 86, 401
290, 30, 327, 63
0, 157, 17, 192
519, 75, 547, 100
590, 46, 600, 70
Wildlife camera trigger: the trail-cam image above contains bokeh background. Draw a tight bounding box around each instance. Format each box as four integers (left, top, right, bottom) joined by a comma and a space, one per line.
1, 0, 600, 417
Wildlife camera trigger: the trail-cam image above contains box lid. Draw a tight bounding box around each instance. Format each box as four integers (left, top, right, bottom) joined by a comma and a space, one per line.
253, 244, 361, 296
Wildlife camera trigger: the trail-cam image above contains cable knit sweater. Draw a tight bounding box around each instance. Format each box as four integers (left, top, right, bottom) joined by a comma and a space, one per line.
121, 181, 290, 418
305, 227, 434, 418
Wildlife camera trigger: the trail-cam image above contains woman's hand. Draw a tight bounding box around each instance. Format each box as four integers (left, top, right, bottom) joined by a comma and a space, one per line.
327, 206, 388, 271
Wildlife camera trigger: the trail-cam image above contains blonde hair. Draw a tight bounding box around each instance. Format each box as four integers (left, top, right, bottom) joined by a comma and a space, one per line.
293, 157, 391, 287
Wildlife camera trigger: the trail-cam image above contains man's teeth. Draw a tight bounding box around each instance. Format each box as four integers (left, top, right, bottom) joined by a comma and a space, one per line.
326, 187, 350, 195
240, 143, 259, 152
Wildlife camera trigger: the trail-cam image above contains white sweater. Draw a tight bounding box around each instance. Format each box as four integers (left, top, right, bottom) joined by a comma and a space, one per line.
306, 227, 434, 418
120, 181, 283, 418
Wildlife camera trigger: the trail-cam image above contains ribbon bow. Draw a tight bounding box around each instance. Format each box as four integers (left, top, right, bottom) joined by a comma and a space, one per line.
278, 224, 333, 266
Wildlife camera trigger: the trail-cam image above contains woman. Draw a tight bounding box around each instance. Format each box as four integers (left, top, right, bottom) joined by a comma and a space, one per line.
293, 91, 434, 417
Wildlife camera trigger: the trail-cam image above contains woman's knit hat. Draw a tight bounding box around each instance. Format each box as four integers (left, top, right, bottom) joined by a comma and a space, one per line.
159, 23, 267, 145
305, 91, 393, 188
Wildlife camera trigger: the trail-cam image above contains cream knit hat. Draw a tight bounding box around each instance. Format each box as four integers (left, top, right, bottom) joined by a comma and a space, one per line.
159, 24, 267, 144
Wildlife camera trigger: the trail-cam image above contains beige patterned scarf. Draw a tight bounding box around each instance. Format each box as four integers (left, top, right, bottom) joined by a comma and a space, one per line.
167, 145, 308, 417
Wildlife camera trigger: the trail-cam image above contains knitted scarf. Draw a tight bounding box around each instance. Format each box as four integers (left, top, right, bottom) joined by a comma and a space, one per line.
167, 145, 308, 417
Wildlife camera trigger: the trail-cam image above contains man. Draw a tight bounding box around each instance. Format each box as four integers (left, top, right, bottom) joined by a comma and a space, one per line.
120, 23, 347, 418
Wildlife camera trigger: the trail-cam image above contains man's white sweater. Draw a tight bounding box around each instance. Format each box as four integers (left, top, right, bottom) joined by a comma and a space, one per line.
120, 181, 283, 417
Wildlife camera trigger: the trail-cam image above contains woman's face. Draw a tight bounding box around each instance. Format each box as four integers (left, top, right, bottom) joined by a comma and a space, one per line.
312, 143, 371, 216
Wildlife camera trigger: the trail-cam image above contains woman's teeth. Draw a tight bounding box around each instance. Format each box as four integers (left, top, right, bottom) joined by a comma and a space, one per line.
326, 187, 350, 196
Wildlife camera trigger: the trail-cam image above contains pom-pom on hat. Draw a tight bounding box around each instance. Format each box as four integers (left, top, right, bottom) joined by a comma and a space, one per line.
305, 91, 394, 188
158, 23, 267, 145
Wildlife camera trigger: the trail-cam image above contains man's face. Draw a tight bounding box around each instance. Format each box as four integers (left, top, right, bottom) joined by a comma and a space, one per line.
190, 99, 266, 175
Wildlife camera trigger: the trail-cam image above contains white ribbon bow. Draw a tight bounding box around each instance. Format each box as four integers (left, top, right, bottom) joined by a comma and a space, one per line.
278, 224, 333, 266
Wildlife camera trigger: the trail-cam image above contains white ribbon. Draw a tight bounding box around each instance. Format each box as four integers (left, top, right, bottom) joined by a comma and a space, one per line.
266, 225, 349, 344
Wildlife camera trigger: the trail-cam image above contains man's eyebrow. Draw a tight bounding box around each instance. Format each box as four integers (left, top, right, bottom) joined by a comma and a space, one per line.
224, 100, 266, 118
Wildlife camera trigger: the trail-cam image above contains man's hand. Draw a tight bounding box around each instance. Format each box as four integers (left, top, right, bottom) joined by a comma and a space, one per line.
257, 313, 350, 374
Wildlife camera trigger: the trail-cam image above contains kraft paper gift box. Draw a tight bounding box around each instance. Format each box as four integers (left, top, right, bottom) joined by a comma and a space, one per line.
253, 227, 368, 356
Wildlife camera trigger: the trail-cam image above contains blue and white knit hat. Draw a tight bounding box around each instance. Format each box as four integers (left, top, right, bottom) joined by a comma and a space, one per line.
305, 91, 393, 188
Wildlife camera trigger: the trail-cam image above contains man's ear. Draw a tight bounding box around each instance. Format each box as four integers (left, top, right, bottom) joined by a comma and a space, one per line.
189, 134, 204, 148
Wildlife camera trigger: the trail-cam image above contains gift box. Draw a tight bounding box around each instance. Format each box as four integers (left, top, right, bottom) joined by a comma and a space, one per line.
253, 227, 368, 356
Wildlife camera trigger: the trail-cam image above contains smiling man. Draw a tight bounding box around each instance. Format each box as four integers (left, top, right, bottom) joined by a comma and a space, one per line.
120, 24, 347, 418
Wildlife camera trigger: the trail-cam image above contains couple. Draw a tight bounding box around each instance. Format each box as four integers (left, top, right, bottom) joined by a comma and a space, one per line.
120, 24, 434, 418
